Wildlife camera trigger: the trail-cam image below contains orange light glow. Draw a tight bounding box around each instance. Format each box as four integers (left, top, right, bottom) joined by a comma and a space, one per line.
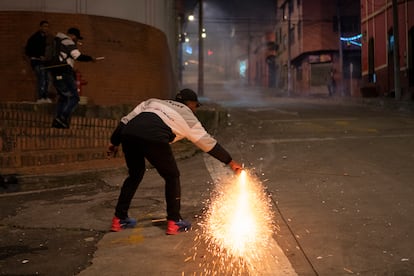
197, 170, 276, 275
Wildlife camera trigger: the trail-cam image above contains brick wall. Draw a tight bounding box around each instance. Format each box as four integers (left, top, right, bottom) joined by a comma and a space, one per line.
0, 11, 177, 105
0, 102, 120, 172
0, 102, 224, 175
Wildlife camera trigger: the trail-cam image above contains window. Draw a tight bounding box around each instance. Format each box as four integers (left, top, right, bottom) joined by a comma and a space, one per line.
409, 27, 414, 86
290, 26, 295, 45
297, 66, 302, 81
277, 28, 282, 45
368, 37, 375, 83
388, 30, 395, 53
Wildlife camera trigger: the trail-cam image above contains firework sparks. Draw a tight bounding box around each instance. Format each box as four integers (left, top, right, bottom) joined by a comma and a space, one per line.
197, 169, 276, 275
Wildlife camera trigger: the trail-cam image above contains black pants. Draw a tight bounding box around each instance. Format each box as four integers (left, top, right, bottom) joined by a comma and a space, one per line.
51, 68, 79, 123
115, 138, 181, 221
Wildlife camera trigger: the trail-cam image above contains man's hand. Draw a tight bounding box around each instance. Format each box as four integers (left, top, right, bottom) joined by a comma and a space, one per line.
107, 144, 119, 158
229, 160, 243, 174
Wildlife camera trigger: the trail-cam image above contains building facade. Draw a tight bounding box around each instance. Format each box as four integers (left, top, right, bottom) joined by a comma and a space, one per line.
274, 0, 361, 96
361, 0, 414, 99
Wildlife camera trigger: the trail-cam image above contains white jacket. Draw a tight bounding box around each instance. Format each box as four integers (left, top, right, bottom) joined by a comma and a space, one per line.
121, 98, 217, 152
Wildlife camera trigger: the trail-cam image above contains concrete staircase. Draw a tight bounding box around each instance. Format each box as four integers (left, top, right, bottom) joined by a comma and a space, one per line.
0, 102, 124, 175
0, 102, 223, 179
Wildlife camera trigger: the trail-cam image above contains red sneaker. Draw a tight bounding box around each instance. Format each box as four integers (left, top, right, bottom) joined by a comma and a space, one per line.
111, 217, 137, 232
166, 219, 191, 235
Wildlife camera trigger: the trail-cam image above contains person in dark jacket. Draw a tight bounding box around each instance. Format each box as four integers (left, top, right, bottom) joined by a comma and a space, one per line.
25, 20, 52, 103
50, 27, 95, 129
107, 89, 243, 235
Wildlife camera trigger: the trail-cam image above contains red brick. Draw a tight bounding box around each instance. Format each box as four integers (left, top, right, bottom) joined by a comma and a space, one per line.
0, 11, 177, 105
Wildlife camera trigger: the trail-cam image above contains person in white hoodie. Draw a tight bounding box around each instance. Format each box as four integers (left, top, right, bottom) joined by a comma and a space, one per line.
50, 27, 95, 128
107, 89, 243, 235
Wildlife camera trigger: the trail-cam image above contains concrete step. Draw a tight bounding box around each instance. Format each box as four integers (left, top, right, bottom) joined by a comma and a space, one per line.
0, 141, 199, 193
0, 101, 224, 175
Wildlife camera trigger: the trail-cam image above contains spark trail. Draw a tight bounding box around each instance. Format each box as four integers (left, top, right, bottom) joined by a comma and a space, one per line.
196, 170, 277, 275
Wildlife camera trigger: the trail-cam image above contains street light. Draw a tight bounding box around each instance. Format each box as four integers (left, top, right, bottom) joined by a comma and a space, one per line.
198, 0, 204, 96
182, 1, 204, 96
282, 1, 292, 96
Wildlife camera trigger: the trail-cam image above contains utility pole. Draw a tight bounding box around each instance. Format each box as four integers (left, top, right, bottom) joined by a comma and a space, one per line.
247, 19, 251, 86
198, 0, 204, 96
392, 0, 401, 100
177, 12, 184, 86
336, 0, 344, 96
287, 0, 292, 96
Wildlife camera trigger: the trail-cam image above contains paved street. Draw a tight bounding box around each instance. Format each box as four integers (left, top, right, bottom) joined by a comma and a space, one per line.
215, 96, 414, 275
1, 92, 414, 275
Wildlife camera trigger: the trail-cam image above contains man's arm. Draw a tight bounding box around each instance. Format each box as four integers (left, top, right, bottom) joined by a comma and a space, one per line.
110, 122, 125, 146
76, 54, 95, 62
107, 122, 125, 158
207, 143, 243, 174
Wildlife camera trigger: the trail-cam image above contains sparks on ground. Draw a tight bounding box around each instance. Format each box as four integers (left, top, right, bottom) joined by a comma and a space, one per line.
197, 169, 276, 275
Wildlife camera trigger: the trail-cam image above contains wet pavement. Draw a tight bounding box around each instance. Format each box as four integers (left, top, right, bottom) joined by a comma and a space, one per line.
1, 91, 414, 275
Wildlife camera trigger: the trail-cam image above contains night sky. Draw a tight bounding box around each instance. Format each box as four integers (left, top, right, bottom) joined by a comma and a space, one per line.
184, 0, 277, 37
210, 0, 276, 19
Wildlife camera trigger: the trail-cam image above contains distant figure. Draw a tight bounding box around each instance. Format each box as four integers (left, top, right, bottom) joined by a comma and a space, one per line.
25, 20, 52, 103
49, 28, 95, 129
327, 69, 336, 96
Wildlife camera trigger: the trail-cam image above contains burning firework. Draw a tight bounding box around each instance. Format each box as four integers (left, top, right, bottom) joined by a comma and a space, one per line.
196, 170, 276, 275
